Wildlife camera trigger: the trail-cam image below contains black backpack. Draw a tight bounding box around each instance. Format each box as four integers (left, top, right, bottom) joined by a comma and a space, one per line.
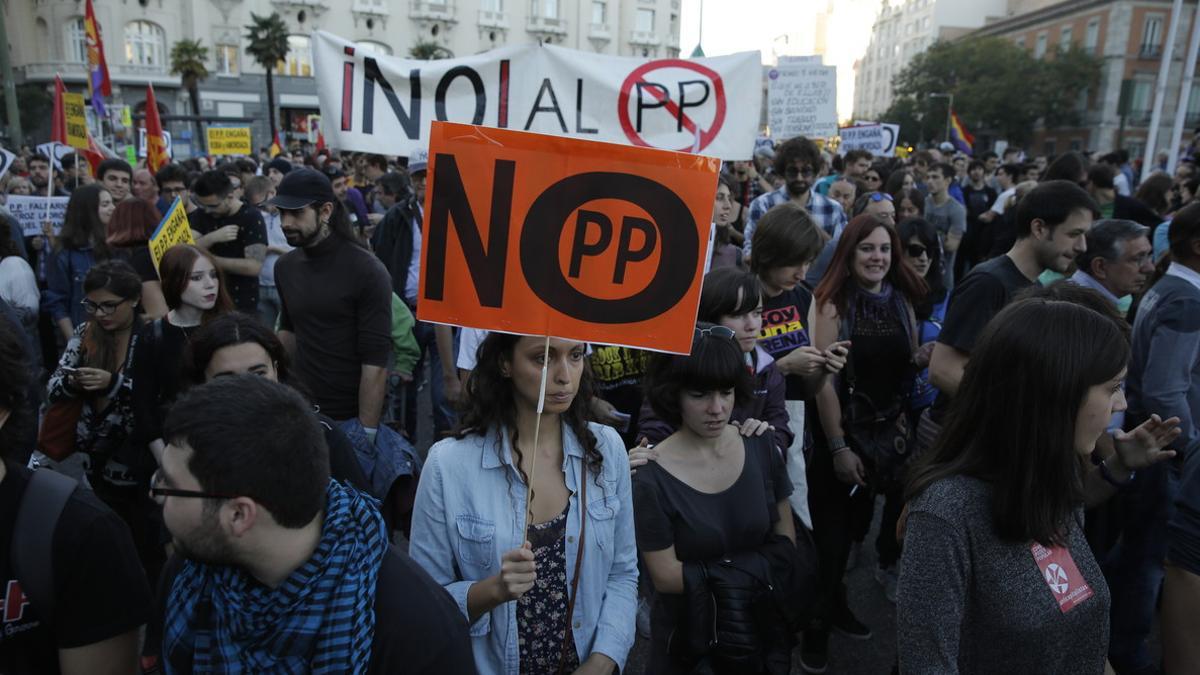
11, 468, 77, 624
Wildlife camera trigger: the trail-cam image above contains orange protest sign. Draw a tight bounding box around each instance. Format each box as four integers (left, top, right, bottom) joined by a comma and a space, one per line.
418, 121, 719, 354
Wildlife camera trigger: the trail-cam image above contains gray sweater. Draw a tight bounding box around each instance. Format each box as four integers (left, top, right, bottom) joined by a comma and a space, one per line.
898, 476, 1109, 675
1127, 270, 1200, 459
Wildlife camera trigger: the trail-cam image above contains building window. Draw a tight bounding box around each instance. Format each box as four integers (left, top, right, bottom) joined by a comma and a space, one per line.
480, 0, 502, 11
355, 40, 393, 55
1085, 18, 1100, 54
65, 17, 87, 63
1016, 36, 1026, 49
279, 34, 312, 77
216, 44, 239, 75
1060, 26, 1072, 49
1131, 79, 1152, 114
1034, 31, 1048, 58
636, 8, 654, 32
531, 0, 559, 19
124, 20, 165, 67
592, 0, 606, 25
1142, 14, 1164, 55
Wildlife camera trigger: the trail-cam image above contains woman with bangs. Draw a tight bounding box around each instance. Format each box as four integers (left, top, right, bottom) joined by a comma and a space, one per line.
898, 298, 1176, 674
131, 244, 233, 466
634, 324, 797, 674
802, 213, 928, 669
409, 332, 637, 675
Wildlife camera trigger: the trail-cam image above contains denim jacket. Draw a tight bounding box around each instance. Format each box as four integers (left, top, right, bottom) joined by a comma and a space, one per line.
409, 421, 638, 674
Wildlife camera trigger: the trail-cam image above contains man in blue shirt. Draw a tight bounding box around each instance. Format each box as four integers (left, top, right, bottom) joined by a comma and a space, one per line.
743, 136, 846, 261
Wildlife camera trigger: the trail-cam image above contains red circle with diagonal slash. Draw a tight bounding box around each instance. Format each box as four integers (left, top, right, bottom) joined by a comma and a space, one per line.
618, 59, 726, 153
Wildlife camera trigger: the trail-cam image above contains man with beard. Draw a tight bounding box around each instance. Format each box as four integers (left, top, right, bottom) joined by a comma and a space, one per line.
26, 154, 66, 197
929, 180, 1100, 409
743, 136, 847, 260
270, 169, 392, 434
152, 375, 474, 673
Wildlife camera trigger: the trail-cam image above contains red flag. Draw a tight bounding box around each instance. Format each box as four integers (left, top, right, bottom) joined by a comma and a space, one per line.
144, 84, 169, 172
51, 75, 68, 144
82, 129, 118, 176
315, 128, 326, 152
269, 131, 283, 158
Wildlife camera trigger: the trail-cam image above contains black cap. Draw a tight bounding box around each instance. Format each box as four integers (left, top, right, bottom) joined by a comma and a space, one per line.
321, 165, 347, 180
267, 168, 337, 210
267, 157, 293, 176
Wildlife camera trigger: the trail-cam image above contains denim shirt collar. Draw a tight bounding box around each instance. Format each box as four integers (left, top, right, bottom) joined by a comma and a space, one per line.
478, 420, 585, 471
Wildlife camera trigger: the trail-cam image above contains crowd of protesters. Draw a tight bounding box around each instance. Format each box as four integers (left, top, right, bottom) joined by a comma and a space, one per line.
0, 133, 1197, 675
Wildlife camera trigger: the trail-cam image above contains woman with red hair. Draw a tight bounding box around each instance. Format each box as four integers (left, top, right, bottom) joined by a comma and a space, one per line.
799, 214, 928, 670
106, 198, 168, 317
131, 244, 233, 466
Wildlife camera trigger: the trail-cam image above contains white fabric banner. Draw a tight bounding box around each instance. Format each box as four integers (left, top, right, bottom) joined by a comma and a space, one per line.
313, 31, 762, 159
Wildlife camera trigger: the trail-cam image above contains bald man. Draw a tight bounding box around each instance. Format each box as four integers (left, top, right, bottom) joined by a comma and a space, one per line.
132, 168, 160, 204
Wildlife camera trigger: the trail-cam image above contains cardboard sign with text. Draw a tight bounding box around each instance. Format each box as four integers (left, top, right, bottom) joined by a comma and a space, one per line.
207, 127, 252, 155
148, 197, 195, 273
418, 121, 719, 354
6, 196, 69, 236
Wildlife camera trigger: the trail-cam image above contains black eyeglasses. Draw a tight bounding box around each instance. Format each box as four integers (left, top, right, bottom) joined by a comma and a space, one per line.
865, 174, 882, 182
149, 470, 238, 505
906, 243, 929, 258
695, 325, 737, 341
81, 298, 129, 316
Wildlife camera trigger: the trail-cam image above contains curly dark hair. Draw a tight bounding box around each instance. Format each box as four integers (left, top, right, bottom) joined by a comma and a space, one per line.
455, 333, 604, 489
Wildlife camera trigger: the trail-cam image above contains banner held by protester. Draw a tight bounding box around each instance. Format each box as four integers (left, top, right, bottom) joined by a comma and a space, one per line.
148, 197, 195, 272
313, 30, 761, 159
8, 196, 69, 236
417, 121, 719, 355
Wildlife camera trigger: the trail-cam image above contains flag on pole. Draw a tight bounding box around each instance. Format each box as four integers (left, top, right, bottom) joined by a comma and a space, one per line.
51, 76, 68, 145
948, 109, 975, 156
144, 85, 170, 172
84, 0, 112, 117
82, 129, 118, 177
315, 128, 326, 152
269, 131, 283, 158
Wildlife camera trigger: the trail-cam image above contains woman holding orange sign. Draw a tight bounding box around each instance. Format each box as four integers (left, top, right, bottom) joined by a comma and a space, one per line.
409, 332, 638, 675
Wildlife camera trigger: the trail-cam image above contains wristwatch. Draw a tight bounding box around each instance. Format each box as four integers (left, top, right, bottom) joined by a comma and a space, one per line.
1091, 450, 1136, 488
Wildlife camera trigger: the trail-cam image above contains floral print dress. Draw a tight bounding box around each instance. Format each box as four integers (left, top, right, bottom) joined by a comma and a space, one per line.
517, 504, 580, 675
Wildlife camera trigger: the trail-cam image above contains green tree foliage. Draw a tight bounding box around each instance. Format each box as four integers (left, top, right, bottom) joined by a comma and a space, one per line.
408, 40, 453, 60
883, 37, 1102, 146
245, 12, 289, 141
170, 39, 209, 152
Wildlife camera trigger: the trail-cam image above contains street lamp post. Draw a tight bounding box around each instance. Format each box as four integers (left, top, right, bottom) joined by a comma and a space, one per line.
929, 92, 953, 146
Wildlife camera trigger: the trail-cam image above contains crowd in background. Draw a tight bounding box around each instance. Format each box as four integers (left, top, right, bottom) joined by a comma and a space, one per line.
0, 132, 1198, 675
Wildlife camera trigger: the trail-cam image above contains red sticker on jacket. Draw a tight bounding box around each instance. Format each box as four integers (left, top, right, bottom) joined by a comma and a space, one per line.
1030, 542, 1094, 613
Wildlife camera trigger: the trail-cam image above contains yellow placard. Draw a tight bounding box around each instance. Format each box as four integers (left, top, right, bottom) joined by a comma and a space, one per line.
206, 127, 252, 156
63, 93, 88, 150
148, 197, 195, 273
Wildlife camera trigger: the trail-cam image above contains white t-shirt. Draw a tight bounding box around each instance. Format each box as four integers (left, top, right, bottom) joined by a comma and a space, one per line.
990, 187, 1017, 216
456, 328, 490, 371
0, 255, 39, 315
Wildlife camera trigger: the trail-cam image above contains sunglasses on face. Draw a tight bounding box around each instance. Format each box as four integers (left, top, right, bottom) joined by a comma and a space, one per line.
694, 325, 737, 341
866, 174, 881, 182
906, 243, 929, 258
785, 166, 816, 179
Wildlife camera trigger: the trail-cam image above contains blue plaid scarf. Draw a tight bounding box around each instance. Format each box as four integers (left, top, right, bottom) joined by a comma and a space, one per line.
163, 481, 388, 674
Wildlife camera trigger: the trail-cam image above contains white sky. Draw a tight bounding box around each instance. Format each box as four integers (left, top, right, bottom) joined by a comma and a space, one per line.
678, 0, 881, 121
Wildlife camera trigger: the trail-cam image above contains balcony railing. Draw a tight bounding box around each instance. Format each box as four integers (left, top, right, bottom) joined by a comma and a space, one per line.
527, 15, 567, 34
629, 30, 660, 46
1138, 43, 1162, 59
411, 1, 456, 21
589, 22, 611, 39
478, 9, 508, 27
22, 62, 88, 80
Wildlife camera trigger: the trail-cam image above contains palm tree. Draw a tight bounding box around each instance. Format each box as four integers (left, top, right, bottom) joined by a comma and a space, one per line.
170, 39, 209, 154
245, 12, 289, 144
409, 40, 453, 60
